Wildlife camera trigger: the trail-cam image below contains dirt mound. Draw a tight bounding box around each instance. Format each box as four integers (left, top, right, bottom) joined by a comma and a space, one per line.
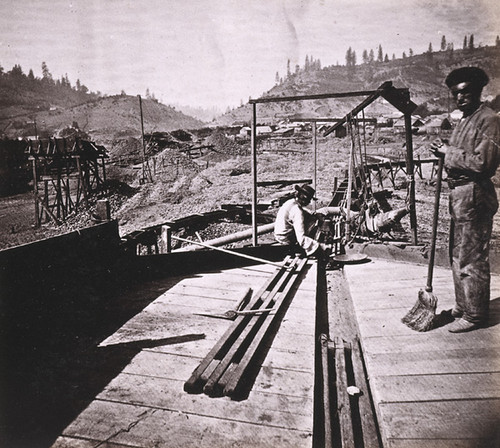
205, 129, 247, 156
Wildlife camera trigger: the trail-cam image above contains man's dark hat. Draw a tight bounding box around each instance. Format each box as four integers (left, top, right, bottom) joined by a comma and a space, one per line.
295, 183, 316, 200
445, 67, 489, 88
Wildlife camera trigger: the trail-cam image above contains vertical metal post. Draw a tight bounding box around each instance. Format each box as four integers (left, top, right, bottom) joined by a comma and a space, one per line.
404, 113, 418, 245
312, 121, 317, 211
251, 103, 258, 246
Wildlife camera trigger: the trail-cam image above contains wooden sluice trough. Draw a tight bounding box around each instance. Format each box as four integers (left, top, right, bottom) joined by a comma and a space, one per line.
1, 221, 499, 447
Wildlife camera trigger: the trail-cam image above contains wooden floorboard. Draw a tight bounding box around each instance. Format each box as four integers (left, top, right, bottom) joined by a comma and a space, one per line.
51, 260, 317, 448
344, 258, 500, 448
54, 400, 313, 448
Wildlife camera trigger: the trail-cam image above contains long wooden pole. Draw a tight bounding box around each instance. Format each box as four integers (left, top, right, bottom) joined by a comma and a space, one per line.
404, 112, 418, 245
251, 102, 258, 246
170, 235, 283, 268
313, 121, 317, 212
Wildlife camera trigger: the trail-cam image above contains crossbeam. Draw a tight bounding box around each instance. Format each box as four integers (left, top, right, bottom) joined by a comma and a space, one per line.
249, 86, 408, 104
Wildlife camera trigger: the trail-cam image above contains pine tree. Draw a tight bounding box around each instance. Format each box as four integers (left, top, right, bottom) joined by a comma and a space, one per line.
496, 35, 500, 46
463, 35, 467, 49
441, 35, 447, 51
41, 62, 52, 82
469, 34, 474, 49
305, 55, 310, 71
428, 42, 433, 53
286, 59, 291, 78
384, 53, 389, 62
345, 47, 352, 66
362, 49, 369, 64
402, 51, 407, 59
275, 71, 280, 85
369, 49, 374, 63
377, 44, 383, 62
409, 48, 414, 57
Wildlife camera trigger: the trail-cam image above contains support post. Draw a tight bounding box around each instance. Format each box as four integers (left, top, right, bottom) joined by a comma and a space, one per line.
31, 157, 40, 227
161, 225, 172, 253
404, 113, 418, 245
312, 121, 317, 212
251, 103, 258, 246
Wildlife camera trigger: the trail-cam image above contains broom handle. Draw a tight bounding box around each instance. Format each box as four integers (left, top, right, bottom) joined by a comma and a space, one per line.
426, 157, 444, 292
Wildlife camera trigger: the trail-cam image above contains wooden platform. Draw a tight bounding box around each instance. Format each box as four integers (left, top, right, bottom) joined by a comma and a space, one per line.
51, 260, 318, 448
343, 259, 500, 448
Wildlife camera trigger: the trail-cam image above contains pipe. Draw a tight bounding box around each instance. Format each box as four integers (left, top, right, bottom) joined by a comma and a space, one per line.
176, 223, 275, 252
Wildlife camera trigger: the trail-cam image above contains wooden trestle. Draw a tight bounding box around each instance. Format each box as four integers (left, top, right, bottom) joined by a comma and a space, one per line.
27, 137, 107, 226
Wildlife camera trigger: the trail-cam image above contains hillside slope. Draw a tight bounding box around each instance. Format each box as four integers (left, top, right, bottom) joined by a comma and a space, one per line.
217, 46, 500, 126
0, 94, 205, 143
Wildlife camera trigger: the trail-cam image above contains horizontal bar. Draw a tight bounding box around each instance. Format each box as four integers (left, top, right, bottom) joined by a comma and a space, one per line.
290, 117, 378, 123
249, 88, 408, 104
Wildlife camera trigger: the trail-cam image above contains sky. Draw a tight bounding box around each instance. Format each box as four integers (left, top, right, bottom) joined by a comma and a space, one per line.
1, 0, 499, 111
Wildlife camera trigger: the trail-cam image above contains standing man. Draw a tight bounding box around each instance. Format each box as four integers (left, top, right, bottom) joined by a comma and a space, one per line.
274, 183, 331, 257
431, 67, 500, 333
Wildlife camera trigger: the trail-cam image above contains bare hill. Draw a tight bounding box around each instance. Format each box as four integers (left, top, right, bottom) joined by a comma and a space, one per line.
0, 94, 205, 143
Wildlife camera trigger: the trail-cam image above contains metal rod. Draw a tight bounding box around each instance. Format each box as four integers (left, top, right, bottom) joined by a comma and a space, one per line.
170, 235, 283, 268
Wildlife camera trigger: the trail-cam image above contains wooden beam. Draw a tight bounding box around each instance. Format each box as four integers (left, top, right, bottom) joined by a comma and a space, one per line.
249, 87, 408, 104
323, 82, 392, 137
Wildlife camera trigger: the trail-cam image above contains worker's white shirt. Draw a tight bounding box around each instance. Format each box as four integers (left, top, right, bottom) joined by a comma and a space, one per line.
274, 198, 319, 255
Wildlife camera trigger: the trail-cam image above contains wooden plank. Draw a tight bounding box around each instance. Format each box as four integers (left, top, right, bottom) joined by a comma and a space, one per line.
98, 307, 214, 347
158, 284, 254, 302
98, 374, 313, 431
148, 329, 315, 364
379, 400, 500, 440
60, 400, 313, 448
362, 330, 500, 355
333, 338, 355, 448
52, 436, 131, 447
385, 438, 495, 448
124, 348, 314, 381
374, 372, 500, 402
351, 340, 381, 448
366, 347, 500, 376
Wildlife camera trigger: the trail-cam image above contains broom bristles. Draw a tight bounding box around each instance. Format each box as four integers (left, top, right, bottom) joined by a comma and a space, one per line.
402, 289, 438, 332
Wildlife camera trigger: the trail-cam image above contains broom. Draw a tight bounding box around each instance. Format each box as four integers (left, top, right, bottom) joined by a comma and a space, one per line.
402, 156, 444, 331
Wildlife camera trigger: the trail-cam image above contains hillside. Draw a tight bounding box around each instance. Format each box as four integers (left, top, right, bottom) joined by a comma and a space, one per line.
0, 94, 205, 142
216, 45, 500, 126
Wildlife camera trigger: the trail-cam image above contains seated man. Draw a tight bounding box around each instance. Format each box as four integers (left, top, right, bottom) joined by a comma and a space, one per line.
274, 184, 410, 257
274, 183, 331, 257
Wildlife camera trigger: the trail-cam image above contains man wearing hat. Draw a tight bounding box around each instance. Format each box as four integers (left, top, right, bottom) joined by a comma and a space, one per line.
431, 67, 500, 332
274, 183, 332, 257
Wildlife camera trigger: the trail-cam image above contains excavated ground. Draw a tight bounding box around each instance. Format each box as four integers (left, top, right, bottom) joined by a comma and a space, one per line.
1, 130, 499, 254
